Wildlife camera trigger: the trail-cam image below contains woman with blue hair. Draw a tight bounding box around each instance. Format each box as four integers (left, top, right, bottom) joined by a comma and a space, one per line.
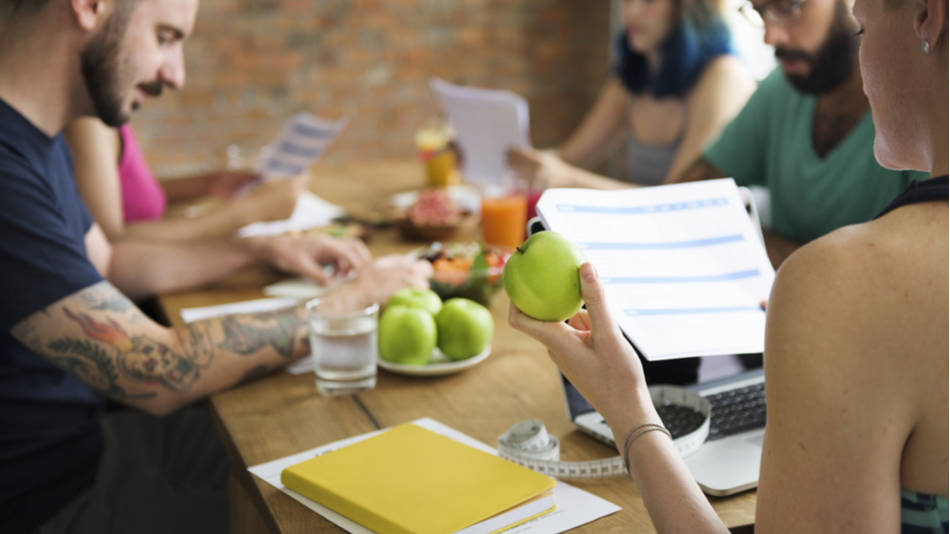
509, 0, 754, 188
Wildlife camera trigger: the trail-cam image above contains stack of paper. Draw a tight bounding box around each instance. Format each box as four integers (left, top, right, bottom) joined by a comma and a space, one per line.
535, 179, 775, 361
430, 79, 530, 190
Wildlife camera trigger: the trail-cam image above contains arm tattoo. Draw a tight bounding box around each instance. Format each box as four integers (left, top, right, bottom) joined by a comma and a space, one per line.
217, 307, 308, 359
60, 308, 213, 392
79, 289, 135, 312
11, 282, 306, 405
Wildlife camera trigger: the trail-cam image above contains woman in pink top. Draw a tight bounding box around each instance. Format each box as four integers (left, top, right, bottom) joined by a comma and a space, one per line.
66, 118, 303, 242
117, 124, 167, 222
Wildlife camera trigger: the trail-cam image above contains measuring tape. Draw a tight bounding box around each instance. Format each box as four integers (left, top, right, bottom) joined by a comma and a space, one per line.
497, 385, 710, 479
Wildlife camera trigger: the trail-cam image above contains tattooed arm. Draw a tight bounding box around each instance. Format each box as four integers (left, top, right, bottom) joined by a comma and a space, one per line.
11, 281, 309, 416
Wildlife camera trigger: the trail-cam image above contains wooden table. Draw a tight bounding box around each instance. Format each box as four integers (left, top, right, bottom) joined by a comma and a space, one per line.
159, 161, 756, 533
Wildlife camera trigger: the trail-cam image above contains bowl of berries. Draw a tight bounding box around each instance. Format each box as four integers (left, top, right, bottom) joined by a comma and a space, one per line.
415, 242, 509, 306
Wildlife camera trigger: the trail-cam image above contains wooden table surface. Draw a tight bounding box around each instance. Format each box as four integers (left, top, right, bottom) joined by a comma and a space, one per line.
158, 161, 756, 533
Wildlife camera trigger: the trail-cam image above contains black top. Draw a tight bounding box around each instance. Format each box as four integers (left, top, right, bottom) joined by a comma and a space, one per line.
876, 175, 949, 218
0, 98, 105, 533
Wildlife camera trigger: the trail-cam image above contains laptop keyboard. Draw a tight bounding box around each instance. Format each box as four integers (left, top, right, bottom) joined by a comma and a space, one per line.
655, 404, 708, 439
706, 381, 766, 441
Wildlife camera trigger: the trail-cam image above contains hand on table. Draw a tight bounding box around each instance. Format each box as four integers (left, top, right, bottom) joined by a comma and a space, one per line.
243, 234, 371, 285
508, 262, 652, 429
321, 255, 434, 314
204, 170, 261, 198
506, 146, 572, 189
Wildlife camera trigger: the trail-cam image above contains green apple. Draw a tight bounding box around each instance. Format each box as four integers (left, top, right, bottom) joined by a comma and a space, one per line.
436, 298, 493, 361
378, 305, 437, 365
503, 231, 585, 321
385, 287, 442, 315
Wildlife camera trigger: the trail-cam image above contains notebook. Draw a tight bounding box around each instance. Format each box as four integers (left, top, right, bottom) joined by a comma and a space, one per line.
281, 423, 557, 534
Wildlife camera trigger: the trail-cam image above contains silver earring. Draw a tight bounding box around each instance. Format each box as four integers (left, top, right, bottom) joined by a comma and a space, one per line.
922, 40, 931, 54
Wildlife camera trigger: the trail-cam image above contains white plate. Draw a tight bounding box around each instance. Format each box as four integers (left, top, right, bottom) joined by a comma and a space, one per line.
378, 346, 491, 376
390, 185, 481, 214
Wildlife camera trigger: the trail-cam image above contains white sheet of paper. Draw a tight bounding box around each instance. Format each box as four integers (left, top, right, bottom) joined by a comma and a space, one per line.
430, 78, 530, 189
256, 113, 347, 180
247, 417, 620, 534
236, 191, 345, 238
536, 179, 775, 361
180, 297, 314, 375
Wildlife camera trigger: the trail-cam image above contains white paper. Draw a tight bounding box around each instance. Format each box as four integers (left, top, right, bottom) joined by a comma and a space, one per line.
247, 417, 620, 533
536, 179, 775, 361
256, 113, 347, 180
430, 78, 530, 189
236, 191, 345, 238
180, 297, 314, 375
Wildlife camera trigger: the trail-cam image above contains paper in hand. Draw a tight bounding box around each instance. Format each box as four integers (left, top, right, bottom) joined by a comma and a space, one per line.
430, 79, 530, 190
256, 113, 347, 180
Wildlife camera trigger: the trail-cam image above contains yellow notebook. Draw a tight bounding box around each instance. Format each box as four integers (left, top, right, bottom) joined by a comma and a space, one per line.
281, 423, 557, 534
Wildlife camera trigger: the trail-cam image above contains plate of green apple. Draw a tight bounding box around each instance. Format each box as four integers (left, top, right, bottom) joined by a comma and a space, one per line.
377, 289, 494, 377
377, 346, 491, 377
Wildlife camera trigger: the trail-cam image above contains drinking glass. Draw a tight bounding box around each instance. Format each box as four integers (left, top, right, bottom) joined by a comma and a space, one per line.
307, 299, 379, 396
480, 192, 528, 251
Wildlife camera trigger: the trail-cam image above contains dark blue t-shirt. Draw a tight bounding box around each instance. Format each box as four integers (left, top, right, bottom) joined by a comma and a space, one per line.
0, 99, 106, 533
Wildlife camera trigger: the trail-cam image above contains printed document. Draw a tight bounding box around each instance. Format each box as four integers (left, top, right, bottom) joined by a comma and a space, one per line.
536, 179, 775, 361
430, 78, 530, 190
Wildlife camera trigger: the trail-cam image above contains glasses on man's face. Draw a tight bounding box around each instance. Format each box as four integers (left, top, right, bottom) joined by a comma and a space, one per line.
738, 0, 807, 27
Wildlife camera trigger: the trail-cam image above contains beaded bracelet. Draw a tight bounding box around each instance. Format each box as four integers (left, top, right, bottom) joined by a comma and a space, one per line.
621, 423, 673, 472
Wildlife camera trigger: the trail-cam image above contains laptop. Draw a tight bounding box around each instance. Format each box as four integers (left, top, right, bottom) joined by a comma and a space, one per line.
562, 365, 766, 496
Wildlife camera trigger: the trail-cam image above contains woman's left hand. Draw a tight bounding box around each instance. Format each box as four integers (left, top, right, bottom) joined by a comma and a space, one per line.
508, 262, 653, 429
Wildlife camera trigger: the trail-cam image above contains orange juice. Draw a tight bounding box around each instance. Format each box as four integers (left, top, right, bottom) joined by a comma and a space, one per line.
480, 194, 527, 250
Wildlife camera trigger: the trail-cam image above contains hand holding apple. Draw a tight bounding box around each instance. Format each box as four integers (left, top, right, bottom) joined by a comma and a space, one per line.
503, 231, 586, 321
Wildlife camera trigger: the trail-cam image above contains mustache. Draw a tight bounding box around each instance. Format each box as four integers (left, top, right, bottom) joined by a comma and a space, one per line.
774, 47, 814, 64
137, 80, 164, 97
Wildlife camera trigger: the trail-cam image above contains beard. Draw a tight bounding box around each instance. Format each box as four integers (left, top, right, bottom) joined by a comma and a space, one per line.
79, 4, 160, 126
775, 1, 859, 94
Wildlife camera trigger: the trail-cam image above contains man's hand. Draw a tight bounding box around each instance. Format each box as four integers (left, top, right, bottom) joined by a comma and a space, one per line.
321, 255, 434, 314
242, 234, 371, 285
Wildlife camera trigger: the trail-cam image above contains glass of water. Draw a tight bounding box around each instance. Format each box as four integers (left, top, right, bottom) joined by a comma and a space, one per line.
306, 299, 379, 396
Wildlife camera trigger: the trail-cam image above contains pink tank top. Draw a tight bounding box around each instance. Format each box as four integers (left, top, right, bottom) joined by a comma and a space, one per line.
117, 125, 166, 222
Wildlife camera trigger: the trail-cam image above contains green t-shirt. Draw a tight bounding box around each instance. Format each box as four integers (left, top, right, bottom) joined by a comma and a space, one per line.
704, 68, 926, 244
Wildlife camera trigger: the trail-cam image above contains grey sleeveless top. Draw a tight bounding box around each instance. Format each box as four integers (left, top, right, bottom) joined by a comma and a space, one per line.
626, 134, 680, 186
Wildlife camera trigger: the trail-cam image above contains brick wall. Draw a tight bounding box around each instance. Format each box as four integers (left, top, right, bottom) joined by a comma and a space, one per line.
131, 0, 612, 178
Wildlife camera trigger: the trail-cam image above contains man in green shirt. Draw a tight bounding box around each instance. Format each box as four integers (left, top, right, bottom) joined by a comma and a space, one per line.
678, 0, 927, 267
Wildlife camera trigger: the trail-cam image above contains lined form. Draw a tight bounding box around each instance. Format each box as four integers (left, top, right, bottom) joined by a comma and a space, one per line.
536, 179, 774, 361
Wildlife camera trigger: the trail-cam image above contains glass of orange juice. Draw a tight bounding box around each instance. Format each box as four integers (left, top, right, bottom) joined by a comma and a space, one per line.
480, 193, 528, 251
